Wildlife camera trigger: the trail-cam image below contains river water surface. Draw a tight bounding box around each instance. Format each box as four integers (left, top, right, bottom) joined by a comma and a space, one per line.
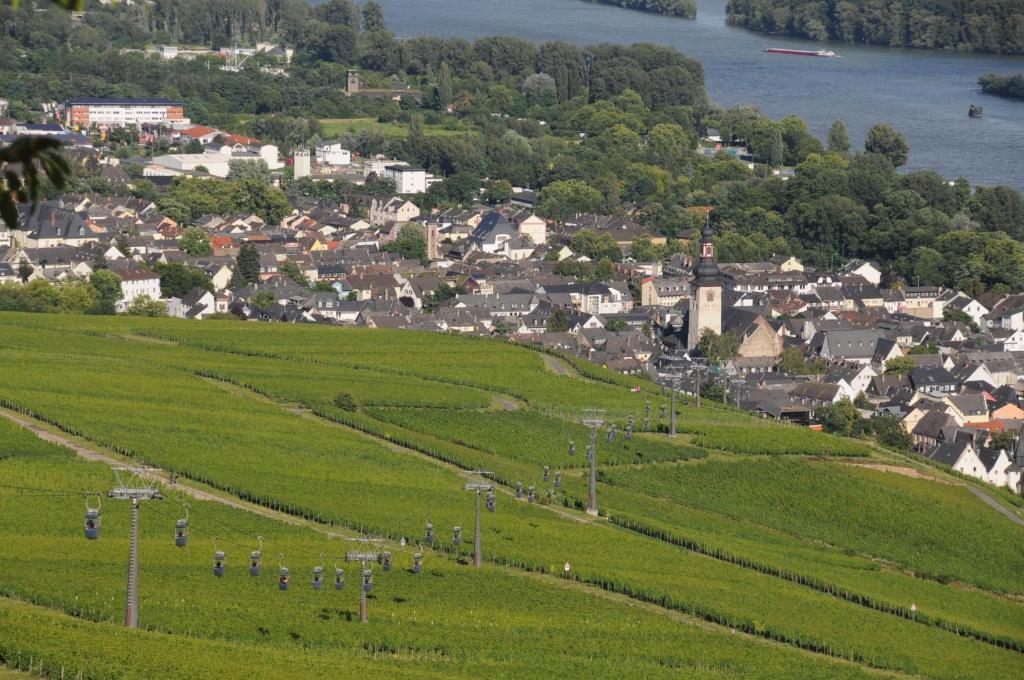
366, 0, 1024, 189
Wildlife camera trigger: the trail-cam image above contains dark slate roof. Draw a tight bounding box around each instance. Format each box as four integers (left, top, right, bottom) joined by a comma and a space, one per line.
468, 211, 515, 247
912, 410, 955, 438
909, 366, 959, 390
926, 440, 971, 467
977, 448, 1007, 474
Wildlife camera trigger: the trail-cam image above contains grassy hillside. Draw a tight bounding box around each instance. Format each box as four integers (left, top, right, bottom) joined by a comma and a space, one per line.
0, 312, 1022, 678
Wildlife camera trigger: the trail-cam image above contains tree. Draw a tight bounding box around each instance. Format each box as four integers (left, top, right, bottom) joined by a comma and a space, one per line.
332, 392, 358, 411
546, 308, 570, 332
817, 398, 860, 436
854, 391, 872, 409
942, 308, 980, 333
232, 243, 261, 289
155, 262, 213, 298
125, 295, 167, 317
538, 180, 604, 221
872, 415, 913, 452
17, 258, 34, 283
630, 236, 661, 262
884, 356, 917, 375
827, 120, 850, 155
482, 179, 513, 205
279, 261, 309, 287
251, 291, 276, 312
227, 160, 272, 184
569, 230, 622, 261
0, 136, 71, 230
989, 430, 1016, 451
778, 346, 827, 375
180, 228, 212, 256
865, 124, 909, 167
697, 329, 740, 366
361, 1, 385, 31
90, 269, 123, 315
435, 62, 453, 111
383, 224, 428, 261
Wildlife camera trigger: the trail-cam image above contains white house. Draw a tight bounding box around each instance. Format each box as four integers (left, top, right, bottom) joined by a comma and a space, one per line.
936, 290, 988, 327
167, 289, 216, 319
926, 439, 986, 479
384, 164, 427, 194
980, 449, 1014, 488
315, 142, 351, 166
514, 213, 547, 245
840, 260, 882, 286
117, 270, 162, 312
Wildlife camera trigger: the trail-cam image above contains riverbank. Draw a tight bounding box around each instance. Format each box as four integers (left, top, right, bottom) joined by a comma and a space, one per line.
725, 0, 1024, 55
367, 0, 1024, 190
979, 73, 1024, 101
582, 0, 695, 19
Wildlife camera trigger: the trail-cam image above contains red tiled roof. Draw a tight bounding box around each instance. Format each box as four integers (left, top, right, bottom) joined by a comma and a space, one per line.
210, 236, 235, 248
224, 134, 260, 145
180, 125, 218, 138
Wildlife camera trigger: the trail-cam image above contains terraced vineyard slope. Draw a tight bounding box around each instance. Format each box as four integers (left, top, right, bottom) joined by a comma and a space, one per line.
0, 313, 1022, 679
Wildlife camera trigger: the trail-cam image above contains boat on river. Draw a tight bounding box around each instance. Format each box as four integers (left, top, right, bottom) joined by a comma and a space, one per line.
764, 47, 839, 58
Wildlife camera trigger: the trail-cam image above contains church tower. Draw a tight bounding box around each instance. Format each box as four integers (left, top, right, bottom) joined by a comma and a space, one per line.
687, 222, 723, 350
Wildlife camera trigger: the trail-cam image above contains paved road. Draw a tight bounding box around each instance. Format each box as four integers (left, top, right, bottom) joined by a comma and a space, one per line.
0, 408, 349, 537
966, 485, 1024, 528
542, 355, 569, 376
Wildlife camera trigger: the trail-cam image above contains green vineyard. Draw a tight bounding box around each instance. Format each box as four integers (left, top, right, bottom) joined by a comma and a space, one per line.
0, 312, 1022, 678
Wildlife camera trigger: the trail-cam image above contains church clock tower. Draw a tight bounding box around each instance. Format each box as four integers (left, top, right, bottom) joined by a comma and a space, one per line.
687, 222, 723, 350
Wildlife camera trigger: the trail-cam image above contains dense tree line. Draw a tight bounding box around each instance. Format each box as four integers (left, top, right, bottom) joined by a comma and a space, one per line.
726, 0, 1024, 54
978, 73, 1024, 100
582, 0, 696, 19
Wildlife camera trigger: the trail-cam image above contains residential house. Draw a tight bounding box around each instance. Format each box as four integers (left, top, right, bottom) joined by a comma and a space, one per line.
369, 197, 420, 226
909, 367, 960, 394
116, 269, 162, 311
925, 439, 986, 478
640, 277, 689, 307
167, 288, 216, 319
979, 448, 1014, 487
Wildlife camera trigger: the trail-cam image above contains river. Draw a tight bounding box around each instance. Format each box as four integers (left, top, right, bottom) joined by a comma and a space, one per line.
362, 0, 1024, 190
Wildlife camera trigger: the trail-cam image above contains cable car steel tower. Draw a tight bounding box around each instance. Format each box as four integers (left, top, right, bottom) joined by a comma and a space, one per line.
464, 471, 495, 569
107, 466, 163, 629
345, 537, 385, 624
581, 409, 605, 516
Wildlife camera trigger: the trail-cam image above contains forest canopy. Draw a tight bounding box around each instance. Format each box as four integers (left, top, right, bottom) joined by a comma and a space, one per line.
725, 0, 1024, 54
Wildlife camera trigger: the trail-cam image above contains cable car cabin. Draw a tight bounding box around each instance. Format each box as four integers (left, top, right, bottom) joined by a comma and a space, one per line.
312, 566, 324, 590
425, 523, 434, 545
453, 526, 462, 545
568, 439, 576, 456
334, 568, 345, 590
250, 550, 262, 577
515, 482, 523, 499
175, 518, 189, 547
486, 491, 496, 512
361, 569, 373, 593
84, 508, 101, 540
278, 566, 290, 591
413, 554, 422, 574
554, 471, 562, 488
380, 552, 392, 572
527, 486, 536, 502
543, 466, 550, 482
214, 551, 226, 577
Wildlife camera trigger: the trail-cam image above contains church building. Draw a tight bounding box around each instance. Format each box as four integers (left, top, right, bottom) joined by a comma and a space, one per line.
687, 223, 723, 350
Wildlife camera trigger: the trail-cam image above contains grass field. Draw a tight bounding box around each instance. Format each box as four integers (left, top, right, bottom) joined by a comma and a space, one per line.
0, 312, 1022, 678
319, 117, 473, 138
